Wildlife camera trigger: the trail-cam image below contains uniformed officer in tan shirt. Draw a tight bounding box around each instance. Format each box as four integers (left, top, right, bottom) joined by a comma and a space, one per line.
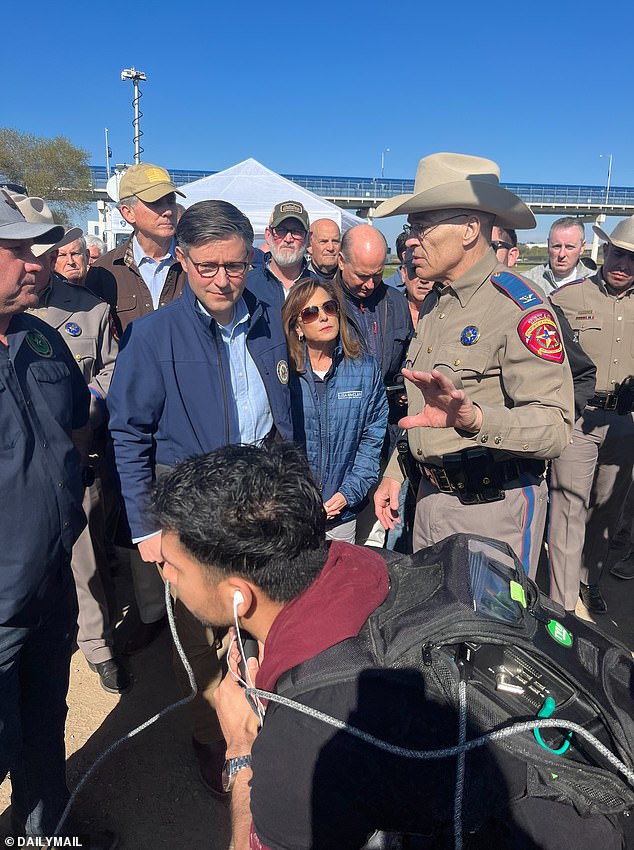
549, 216, 634, 613
373, 153, 574, 579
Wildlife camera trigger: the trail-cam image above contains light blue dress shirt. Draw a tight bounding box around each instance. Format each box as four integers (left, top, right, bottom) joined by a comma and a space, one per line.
132, 236, 177, 309
199, 297, 273, 445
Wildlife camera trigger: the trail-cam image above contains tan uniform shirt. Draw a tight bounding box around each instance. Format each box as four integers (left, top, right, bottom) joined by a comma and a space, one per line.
549, 270, 634, 394
386, 251, 574, 480
28, 275, 117, 398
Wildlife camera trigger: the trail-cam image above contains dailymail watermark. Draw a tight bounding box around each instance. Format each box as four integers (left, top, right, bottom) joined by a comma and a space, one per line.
4, 837, 89, 847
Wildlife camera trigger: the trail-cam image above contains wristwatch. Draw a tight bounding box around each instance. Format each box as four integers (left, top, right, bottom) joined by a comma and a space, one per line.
222, 755, 252, 792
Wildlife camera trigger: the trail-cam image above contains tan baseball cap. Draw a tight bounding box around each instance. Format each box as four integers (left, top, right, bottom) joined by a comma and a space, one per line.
118, 163, 185, 203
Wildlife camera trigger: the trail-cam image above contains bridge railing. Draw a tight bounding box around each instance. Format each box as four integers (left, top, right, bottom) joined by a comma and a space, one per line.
88, 166, 634, 207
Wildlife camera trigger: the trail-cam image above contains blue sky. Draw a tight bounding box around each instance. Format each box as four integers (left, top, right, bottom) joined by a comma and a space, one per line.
4, 0, 633, 244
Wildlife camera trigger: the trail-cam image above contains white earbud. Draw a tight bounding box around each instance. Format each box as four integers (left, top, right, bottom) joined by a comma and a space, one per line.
233, 590, 244, 608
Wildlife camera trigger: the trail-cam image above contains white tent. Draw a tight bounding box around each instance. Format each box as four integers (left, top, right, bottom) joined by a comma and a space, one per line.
178, 158, 365, 242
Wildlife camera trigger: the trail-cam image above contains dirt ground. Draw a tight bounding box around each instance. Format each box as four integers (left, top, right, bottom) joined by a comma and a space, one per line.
1, 544, 631, 849
0, 559, 232, 850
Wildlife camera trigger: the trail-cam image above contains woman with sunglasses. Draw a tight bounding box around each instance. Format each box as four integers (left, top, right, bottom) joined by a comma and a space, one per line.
282, 279, 388, 543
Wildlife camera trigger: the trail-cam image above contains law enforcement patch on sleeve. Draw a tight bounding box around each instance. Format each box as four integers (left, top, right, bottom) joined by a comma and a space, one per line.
25, 329, 53, 358
517, 310, 565, 363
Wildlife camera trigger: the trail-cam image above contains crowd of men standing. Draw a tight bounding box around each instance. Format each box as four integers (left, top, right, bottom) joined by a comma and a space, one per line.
1, 151, 634, 847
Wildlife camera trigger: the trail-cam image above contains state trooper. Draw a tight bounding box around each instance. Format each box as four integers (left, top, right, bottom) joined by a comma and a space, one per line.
373, 153, 574, 578
14, 194, 126, 693
549, 216, 634, 613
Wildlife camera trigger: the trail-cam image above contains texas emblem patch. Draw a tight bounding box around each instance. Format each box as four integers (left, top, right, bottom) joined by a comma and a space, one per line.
517, 310, 564, 363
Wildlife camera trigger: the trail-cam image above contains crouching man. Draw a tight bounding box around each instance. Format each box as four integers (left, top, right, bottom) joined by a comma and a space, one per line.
153, 443, 628, 850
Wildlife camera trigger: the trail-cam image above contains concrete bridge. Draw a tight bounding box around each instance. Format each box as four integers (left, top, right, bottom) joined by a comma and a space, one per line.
89, 165, 634, 218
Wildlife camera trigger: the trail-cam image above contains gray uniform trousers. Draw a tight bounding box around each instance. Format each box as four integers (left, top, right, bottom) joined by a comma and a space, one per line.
548, 408, 634, 610
71, 471, 116, 664
413, 473, 549, 579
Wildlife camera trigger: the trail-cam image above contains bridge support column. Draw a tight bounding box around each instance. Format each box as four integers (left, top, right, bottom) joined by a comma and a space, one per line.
591, 213, 606, 263
355, 207, 376, 223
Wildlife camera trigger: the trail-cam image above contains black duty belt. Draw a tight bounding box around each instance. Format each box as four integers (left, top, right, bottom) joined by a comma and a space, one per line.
419, 449, 546, 505
588, 392, 619, 411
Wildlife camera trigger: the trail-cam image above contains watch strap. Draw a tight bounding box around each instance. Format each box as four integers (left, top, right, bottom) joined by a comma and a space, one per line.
223, 754, 252, 791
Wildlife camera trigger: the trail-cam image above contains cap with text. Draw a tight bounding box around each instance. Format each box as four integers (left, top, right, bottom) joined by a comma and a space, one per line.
118, 163, 186, 203
269, 200, 309, 232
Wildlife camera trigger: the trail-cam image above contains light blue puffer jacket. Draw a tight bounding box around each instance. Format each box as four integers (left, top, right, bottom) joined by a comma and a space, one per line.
290, 345, 388, 522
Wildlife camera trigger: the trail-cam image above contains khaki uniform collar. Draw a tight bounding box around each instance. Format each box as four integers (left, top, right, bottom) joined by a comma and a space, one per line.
594, 267, 634, 297
443, 249, 499, 308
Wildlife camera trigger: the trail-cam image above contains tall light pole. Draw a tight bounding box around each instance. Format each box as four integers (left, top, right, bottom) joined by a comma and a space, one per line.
600, 153, 613, 207
104, 128, 111, 179
381, 147, 390, 179
121, 67, 147, 164
591, 154, 614, 262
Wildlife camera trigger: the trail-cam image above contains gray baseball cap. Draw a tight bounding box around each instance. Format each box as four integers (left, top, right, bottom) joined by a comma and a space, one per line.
0, 191, 65, 244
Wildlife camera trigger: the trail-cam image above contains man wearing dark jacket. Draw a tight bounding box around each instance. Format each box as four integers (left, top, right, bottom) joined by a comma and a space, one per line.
87, 162, 188, 655
246, 201, 313, 309
108, 200, 292, 795
153, 442, 627, 850
86, 162, 187, 336
334, 224, 412, 545
0, 194, 95, 840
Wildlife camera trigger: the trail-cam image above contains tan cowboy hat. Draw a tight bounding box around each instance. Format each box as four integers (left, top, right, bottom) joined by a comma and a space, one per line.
374, 152, 536, 229
592, 216, 634, 253
10, 194, 83, 257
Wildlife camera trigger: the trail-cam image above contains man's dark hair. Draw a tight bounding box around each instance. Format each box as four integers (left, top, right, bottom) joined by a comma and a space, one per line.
495, 226, 518, 248
152, 443, 328, 602
176, 199, 254, 253
395, 231, 408, 261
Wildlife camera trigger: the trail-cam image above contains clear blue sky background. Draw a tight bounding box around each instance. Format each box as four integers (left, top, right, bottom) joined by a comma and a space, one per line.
3, 0, 633, 245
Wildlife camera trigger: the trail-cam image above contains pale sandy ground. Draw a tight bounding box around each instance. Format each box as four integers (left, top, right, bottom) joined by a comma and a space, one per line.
0, 545, 631, 849
0, 564, 232, 850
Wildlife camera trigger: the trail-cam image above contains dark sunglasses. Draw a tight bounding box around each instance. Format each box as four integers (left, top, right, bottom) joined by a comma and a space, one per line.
491, 240, 513, 252
299, 299, 339, 324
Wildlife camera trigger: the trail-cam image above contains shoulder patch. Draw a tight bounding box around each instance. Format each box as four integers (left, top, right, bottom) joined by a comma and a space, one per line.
491, 271, 544, 310
517, 310, 565, 363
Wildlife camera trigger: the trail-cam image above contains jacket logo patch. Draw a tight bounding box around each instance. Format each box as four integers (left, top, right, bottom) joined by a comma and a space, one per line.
276, 360, 289, 384
25, 329, 53, 358
517, 310, 564, 363
337, 391, 362, 399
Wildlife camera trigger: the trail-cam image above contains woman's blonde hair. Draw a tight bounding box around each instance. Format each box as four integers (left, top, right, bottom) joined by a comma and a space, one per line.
281, 278, 361, 373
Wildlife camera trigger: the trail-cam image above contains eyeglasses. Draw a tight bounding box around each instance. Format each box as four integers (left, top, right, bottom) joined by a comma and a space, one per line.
187, 259, 249, 278
403, 214, 468, 240
491, 240, 513, 252
299, 300, 339, 324
270, 225, 307, 240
